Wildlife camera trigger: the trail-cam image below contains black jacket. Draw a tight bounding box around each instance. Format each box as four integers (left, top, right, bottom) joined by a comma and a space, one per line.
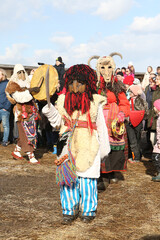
54, 63, 65, 91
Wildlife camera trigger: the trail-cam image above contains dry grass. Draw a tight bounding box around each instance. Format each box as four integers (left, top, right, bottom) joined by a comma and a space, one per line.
0, 144, 160, 240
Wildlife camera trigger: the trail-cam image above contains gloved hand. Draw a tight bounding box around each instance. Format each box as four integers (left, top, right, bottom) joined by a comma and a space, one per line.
117, 111, 125, 123
28, 87, 40, 94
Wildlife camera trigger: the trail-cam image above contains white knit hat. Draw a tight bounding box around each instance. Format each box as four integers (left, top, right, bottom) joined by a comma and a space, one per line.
129, 84, 142, 96
128, 61, 133, 67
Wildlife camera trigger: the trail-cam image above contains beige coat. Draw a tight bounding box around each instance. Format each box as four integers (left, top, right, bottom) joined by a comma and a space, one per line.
57, 94, 107, 172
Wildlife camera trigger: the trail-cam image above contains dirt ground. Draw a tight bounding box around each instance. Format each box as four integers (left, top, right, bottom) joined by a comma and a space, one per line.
0, 139, 160, 240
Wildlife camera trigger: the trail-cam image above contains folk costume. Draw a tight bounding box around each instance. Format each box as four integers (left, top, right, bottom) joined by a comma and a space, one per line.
42, 64, 110, 224
5, 64, 40, 163
87, 53, 130, 185
98, 79, 130, 178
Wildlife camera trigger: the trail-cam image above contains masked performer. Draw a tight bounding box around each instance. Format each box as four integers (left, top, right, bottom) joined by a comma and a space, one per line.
5, 64, 40, 163
42, 64, 110, 224
88, 53, 130, 186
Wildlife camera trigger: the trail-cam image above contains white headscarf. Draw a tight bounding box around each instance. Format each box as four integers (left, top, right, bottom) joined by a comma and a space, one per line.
10, 64, 31, 88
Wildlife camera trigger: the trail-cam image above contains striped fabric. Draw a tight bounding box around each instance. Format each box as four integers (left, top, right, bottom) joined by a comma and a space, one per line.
64, 118, 97, 130
60, 177, 97, 217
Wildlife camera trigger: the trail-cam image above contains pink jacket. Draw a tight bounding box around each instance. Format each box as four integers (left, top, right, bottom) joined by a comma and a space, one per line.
124, 73, 135, 78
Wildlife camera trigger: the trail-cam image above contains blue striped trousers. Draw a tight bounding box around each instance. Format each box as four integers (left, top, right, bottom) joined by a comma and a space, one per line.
60, 177, 97, 217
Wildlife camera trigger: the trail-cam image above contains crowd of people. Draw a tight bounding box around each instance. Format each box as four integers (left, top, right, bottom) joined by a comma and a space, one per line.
1, 57, 160, 224
114, 63, 160, 181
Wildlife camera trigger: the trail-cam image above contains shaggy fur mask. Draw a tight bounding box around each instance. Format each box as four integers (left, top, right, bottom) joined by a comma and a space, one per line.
64, 64, 97, 116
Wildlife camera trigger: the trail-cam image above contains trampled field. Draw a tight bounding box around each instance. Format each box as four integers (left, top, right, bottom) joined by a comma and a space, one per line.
0, 141, 160, 240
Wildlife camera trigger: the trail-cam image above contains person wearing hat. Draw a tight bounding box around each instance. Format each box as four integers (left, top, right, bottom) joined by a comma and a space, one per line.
116, 71, 124, 82
126, 84, 148, 163
151, 99, 160, 181
5, 64, 40, 163
54, 56, 65, 93
123, 75, 134, 100
96, 62, 130, 186
141, 66, 153, 91
128, 62, 135, 77
42, 64, 110, 224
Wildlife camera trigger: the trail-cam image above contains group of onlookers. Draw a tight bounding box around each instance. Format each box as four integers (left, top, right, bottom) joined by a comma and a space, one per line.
1, 60, 160, 181
114, 63, 160, 181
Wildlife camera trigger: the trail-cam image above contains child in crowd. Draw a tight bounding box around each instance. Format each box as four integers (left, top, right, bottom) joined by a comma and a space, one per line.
152, 99, 160, 181
123, 75, 134, 100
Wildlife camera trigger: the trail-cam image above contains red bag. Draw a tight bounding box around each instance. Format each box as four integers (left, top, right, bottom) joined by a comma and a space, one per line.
129, 98, 145, 127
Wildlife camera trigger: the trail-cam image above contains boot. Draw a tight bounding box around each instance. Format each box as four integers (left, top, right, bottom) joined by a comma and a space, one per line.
27, 152, 39, 163
97, 177, 106, 192
108, 172, 118, 184
152, 172, 160, 182
80, 215, 95, 223
62, 214, 78, 225
12, 145, 23, 160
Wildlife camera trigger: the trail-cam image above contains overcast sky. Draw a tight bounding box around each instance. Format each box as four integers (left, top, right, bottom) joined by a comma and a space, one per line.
1, 0, 160, 72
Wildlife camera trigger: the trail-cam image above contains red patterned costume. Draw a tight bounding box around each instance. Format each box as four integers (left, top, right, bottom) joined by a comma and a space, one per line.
97, 79, 130, 177
88, 53, 130, 184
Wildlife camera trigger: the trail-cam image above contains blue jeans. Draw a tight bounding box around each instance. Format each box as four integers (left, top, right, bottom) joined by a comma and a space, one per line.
0, 109, 10, 143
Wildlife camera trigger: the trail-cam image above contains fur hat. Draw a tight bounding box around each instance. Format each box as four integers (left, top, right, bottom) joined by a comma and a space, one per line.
153, 99, 160, 111
123, 76, 134, 85
129, 84, 142, 96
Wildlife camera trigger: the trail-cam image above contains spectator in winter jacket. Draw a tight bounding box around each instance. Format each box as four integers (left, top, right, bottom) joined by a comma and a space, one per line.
152, 99, 160, 182
54, 57, 65, 93
126, 84, 148, 163
141, 66, 153, 91
116, 71, 124, 82
144, 73, 157, 147
123, 75, 134, 100
0, 68, 11, 146
147, 73, 160, 146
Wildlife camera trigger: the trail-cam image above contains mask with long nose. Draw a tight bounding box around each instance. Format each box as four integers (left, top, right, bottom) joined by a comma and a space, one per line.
17, 70, 26, 81
97, 58, 114, 83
